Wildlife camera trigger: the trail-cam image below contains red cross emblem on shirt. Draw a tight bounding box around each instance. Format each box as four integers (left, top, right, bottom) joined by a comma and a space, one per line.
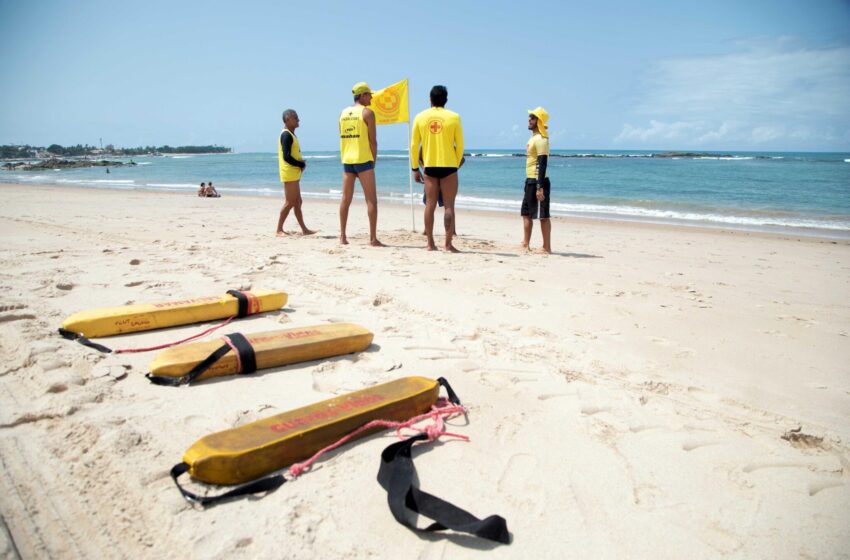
428, 120, 443, 134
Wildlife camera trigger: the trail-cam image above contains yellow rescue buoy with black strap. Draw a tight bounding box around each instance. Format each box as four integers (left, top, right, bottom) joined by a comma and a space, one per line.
168, 376, 510, 544
146, 323, 374, 386
58, 289, 287, 352
174, 376, 441, 486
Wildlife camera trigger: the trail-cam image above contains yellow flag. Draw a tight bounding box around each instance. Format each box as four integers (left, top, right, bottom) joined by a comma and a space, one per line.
370, 79, 409, 125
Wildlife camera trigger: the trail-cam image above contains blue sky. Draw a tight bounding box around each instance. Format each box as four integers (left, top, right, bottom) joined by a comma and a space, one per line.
1, 0, 849, 152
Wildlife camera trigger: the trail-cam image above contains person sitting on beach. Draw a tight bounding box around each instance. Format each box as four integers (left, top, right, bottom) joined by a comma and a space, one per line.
521, 107, 551, 253
276, 109, 315, 236
411, 85, 464, 252
206, 181, 221, 198
338, 82, 383, 246
198, 182, 206, 197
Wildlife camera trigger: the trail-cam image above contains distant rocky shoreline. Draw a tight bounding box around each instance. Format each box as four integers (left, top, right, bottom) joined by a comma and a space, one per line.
2, 159, 137, 171
464, 151, 751, 159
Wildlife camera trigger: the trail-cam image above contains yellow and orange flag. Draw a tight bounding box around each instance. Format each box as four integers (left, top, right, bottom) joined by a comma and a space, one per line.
370, 79, 409, 125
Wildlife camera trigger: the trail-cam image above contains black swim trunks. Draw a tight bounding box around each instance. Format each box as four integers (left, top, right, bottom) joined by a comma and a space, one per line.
520, 177, 550, 219
343, 161, 375, 174
424, 167, 457, 179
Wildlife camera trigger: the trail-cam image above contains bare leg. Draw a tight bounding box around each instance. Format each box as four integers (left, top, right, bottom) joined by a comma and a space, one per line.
357, 169, 384, 246
282, 182, 314, 235
540, 218, 551, 253
276, 184, 296, 236
423, 175, 440, 251
522, 216, 533, 250
293, 199, 315, 235
290, 187, 315, 235
339, 172, 356, 244
440, 173, 460, 253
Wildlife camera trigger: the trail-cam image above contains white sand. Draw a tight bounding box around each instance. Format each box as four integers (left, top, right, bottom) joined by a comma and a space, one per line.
0, 182, 848, 559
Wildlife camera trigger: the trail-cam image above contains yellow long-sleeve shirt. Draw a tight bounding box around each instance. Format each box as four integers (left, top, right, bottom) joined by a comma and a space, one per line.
410, 107, 464, 169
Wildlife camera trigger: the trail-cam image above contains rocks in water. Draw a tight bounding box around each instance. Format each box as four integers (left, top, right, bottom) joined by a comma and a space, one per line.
2, 159, 136, 171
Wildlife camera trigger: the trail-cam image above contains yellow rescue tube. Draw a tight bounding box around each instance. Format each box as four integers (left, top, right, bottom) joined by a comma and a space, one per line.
61, 290, 287, 338
182, 376, 440, 485
148, 323, 374, 383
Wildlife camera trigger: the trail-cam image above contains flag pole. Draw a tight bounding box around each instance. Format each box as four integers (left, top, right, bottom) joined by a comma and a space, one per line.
408, 120, 415, 232
407, 79, 415, 232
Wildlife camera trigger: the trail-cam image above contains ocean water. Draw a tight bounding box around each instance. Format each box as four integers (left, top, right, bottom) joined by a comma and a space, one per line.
4, 150, 850, 238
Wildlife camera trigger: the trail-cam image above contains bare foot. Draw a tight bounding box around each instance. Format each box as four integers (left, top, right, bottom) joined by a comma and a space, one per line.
340, 235, 349, 245
301, 229, 317, 235
537, 247, 552, 254
445, 244, 460, 253
426, 243, 437, 251
370, 239, 386, 247
276, 230, 289, 237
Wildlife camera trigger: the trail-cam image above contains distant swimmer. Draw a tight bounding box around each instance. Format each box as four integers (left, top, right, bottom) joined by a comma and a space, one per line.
410, 85, 464, 252
521, 107, 551, 253
338, 82, 383, 246
276, 109, 315, 236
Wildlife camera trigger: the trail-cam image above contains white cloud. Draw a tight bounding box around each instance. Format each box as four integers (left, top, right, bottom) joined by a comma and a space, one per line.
617, 40, 850, 149
616, 120, 704, 143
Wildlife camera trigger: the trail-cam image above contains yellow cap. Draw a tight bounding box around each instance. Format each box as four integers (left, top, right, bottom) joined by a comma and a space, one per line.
352, 82, 372, 96
528, 107, 549, 138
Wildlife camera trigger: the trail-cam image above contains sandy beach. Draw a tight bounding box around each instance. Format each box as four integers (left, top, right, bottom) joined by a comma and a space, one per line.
0, 181, 848, 559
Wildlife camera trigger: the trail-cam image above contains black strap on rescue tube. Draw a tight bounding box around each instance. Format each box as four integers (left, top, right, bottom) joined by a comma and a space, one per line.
226, 290, 251, 317
436, 377, 461, 406
146, 333, 257, 386
170, 462, 285, 506
226, 332, 257, 374
57, 328, 113, 353
377, 434, 510, 544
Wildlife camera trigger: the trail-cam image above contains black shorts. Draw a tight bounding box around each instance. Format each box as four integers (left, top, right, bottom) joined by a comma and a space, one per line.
424, 167, 457, 179
520, 177, 550, 219
343, 161, 374, 174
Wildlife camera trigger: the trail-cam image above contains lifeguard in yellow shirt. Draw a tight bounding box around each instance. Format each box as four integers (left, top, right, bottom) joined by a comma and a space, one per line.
521, 107, 552, 253
276, 109, 315, 237
338, 82, 382, 246
410, 85, 464, 252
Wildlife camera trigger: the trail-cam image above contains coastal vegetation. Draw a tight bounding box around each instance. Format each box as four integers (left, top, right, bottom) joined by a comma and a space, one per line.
0, 143, 231, 159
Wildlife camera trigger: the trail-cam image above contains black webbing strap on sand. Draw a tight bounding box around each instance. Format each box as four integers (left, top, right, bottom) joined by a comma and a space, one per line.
376, 378, 509, 544
146, 332, 257, 386
170, 462, 285, 506
226, 289, 251, 318
57, 328, 113, 353
377, 434, 510, 544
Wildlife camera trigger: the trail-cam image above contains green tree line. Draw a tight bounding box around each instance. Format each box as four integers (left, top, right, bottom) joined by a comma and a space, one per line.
1, 144, 231, 158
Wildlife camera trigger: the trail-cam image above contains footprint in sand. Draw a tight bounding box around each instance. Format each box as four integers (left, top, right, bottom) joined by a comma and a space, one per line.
681, 438, 722, 452
497, 453, 546, 515
742, 461, 812, 473
182, 414, 220, 431
808, 478, 844, 496
0, 307, 36, 323
580, 404, 611, 416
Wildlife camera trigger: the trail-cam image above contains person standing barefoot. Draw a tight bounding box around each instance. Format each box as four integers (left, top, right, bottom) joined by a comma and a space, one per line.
521, 107, 552, 253
410, 85, 464, 252
338, 82, 383, 246
276, 109, 315, 236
